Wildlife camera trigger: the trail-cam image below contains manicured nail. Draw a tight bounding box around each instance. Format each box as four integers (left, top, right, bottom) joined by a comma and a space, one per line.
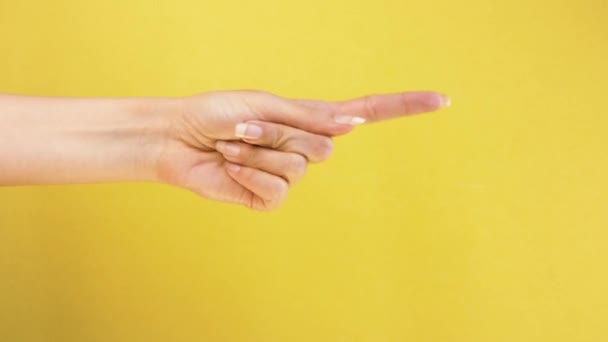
440, 94, 451, 108
235, 123, 262, 139
226, 162, 241, 172
216, 141, 240, 156
334, 115, 366, 125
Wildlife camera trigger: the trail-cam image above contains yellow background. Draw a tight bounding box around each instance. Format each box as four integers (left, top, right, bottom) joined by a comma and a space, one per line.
1, 0, 607, 341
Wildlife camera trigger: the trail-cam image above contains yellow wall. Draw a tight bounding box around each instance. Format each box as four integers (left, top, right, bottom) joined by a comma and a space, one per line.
1, 0, 607, 341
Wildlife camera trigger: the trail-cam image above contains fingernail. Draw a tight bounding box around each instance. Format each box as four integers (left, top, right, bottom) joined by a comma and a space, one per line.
216, 141, 240, 156
235, 123, 262, 139
226, 162, 241, 172
440, 94, 451, 108
224, 143, 241, 156
334, 115, 366, 125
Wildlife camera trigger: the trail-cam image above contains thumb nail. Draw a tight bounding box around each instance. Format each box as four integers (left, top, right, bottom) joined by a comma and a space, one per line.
334, 115, 366, 125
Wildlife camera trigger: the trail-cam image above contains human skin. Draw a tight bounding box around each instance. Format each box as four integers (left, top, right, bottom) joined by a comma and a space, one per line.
0, 90, 450, 211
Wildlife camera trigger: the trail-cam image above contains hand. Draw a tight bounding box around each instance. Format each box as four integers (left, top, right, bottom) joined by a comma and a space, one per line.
156, 90, 450, 211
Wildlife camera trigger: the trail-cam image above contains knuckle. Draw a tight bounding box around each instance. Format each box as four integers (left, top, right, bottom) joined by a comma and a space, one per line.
248, 196, 269, 211
288, 154, 308, 176
363, 94, 379, 120
227, 144, 255, 166
239, 166, 255, 181
240, 189, 256, 209
274, 179, 289, 199
270, 125, 286, 148
399, 92, 412, 113
249, 90, 281, 104
311, 136, 334, 162
254, 198, 283, 212
253, 182, 288, 212
239, 145, 258, 165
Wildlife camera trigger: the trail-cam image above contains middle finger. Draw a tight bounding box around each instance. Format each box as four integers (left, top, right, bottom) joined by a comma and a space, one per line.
232, 120, 333, 163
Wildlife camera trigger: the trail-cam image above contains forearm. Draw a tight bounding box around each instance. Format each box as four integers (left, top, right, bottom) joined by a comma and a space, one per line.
0, 94, 177, 185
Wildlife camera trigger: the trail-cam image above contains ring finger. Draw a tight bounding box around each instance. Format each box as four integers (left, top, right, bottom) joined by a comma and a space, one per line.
215, 140, 307, 186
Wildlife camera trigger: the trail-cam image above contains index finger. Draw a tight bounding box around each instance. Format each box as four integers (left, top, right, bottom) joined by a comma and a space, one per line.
252, 90, 450, 138
332, 91, 451, 124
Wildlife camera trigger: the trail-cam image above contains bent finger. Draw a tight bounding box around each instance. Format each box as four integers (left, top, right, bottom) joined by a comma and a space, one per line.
224, 162, 289, 211
231, 120, 333, 162
216, 141, 307, 186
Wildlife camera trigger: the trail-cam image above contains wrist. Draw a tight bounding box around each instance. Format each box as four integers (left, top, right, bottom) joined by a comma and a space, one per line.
123, 97, 183, 183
